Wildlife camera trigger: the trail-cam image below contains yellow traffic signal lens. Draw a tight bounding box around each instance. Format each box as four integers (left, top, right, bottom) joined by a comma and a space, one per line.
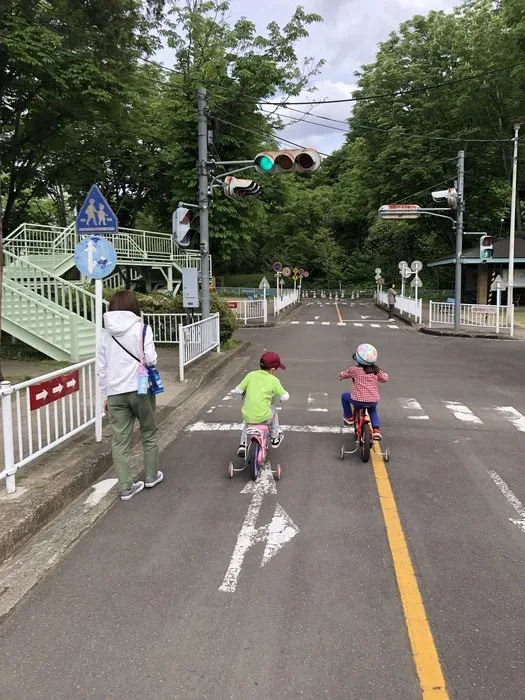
275, 153, 294, 171
296, 152, 315, 169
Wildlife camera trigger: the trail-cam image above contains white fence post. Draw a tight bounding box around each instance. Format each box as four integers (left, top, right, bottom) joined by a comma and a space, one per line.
216, 314, 221, 352
429, 301, 433, 328
263, 297, 268, 324
1, 381, 16, 494
179, 323, 185, 381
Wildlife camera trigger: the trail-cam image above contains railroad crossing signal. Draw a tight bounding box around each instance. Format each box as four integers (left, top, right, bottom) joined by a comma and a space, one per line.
254, 149, 321, 175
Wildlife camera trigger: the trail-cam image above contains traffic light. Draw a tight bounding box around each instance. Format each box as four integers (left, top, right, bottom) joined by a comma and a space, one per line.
431, 187, 459, 209
223, 176, 261, 200
172, 206, 192, 246
254, 148, 321, 175
480, 235, 493, 260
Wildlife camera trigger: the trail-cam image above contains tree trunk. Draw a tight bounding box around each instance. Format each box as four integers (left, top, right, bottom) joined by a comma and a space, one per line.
0, 190, 4, 383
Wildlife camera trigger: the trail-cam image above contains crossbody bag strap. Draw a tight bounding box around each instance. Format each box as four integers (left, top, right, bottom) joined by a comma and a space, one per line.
112, 335, 140, 364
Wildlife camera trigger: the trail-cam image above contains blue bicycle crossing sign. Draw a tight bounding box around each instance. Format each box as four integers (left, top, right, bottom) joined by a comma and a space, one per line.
76, 184, 118, 235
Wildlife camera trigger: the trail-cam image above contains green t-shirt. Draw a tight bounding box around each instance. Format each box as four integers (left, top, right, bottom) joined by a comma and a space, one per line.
238, 370, 287, 424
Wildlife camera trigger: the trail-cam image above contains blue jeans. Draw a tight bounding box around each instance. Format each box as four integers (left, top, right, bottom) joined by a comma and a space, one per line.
341, 393, 380, 428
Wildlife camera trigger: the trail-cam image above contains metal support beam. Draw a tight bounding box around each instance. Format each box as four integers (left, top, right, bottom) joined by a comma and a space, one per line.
197, 87, 210, 319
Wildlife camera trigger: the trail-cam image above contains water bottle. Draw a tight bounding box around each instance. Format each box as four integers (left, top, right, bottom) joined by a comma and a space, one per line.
138, 369, 149, 395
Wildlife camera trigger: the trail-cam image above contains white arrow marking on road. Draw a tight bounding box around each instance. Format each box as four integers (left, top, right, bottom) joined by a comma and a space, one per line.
443, 401, 482, 425
315, 315, 320, 320
307, 392, 328, 413
83, 478, 119, 508
361, 315, 370, 319
86, 239, 97, 275
487, 471, 525, 533
66, 378, 76, 389
52, 383, 64, 394
35, 389, 48, 401
219, 466, 299, 593
261, 504, 299, 566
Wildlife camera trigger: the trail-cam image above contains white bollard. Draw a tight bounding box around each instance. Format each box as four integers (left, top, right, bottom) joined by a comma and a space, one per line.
1, 381, 17, 494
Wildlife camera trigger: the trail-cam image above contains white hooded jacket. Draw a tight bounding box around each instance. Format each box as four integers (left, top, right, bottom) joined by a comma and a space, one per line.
97, 311, 157, 398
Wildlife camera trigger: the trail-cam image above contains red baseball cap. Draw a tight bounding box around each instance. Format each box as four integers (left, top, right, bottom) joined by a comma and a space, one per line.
260, 351, 285, 370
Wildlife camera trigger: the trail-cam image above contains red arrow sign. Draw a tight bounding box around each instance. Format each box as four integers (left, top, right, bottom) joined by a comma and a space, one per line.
29, 369, 80, 411
227, 301, 238, 309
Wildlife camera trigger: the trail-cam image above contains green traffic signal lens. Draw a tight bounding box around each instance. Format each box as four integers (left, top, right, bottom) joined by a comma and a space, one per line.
257, 155, 274, 172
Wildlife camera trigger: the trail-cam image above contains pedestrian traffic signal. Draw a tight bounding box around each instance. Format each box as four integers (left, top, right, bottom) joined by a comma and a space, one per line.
480, 235, 493, 260
254, 149, 321, 175
172, 207, 193, 247
223, 176, 261, 200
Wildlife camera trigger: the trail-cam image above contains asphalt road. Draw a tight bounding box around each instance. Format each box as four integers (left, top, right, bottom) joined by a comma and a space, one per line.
1, 299, 525, 699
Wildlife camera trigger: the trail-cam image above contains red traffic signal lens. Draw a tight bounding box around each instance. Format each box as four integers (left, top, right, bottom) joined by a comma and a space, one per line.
296, 152, 315, 169
481, 236, 492, 246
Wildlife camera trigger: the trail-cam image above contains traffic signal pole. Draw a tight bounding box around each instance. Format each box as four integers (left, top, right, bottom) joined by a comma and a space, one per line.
197, 87, 211, 319
508, 123, 521, 311
454, 150, 465, 331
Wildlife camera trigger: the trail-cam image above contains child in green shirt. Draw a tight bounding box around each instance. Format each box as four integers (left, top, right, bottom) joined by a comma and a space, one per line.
232, 351, 290, 457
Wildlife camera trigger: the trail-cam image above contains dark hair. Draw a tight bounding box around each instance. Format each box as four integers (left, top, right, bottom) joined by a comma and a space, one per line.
362, 364, 381, 375
108, 290, 141, 316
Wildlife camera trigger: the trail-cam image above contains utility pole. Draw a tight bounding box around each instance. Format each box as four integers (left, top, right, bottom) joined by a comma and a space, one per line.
508, 123, 521, 311
197, 87, 211, 319
454, 150, 465, 331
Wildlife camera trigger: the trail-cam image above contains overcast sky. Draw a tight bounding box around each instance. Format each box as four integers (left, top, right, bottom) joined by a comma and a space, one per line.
158, 0, 459, 153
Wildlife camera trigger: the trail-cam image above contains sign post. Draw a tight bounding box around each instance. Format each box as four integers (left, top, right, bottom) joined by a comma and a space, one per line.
76, 185, 118, 442
491, 274, 507, 334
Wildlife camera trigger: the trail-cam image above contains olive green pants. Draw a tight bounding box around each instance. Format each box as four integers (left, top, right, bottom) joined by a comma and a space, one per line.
107, 392, 158, 490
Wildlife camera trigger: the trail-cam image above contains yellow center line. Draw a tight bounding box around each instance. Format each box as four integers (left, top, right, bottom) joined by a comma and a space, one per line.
370, 446, 449, 699
335, 303, 343, 324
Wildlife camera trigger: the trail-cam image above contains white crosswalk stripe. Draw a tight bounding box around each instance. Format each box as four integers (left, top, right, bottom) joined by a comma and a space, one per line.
443, 400, 483, 424
398, 398, 429, 420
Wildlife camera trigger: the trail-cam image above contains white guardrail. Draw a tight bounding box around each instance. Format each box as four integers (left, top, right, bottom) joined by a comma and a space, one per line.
230, 299, 268, 325
274, 290, 299, 315
378, 291, 422, 322
179, 313, 220, 381
142, 313, 202, 344
0, 359, 97, 494
429, 301, 514, 335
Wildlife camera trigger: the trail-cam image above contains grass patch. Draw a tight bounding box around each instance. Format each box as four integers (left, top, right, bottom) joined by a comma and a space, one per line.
222, 338, 241, 352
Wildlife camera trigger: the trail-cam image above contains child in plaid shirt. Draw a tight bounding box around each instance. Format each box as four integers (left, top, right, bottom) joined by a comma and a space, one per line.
339, 343, 389, 440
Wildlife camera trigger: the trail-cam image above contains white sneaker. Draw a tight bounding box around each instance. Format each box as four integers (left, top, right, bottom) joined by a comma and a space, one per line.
271, 432, 284, 448
120, 481, 145, 501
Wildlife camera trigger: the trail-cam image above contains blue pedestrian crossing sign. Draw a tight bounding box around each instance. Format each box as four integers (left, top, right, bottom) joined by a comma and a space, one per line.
76, 184, 118, 235
75, 236, 117, 279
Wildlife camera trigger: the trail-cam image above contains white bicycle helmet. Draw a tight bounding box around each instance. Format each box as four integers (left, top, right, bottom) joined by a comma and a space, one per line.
354, 343, 378, 366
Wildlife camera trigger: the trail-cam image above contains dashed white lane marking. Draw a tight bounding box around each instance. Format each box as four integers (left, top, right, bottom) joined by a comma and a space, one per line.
398, 398, 430, 420
306, 321, 314, 325
494, 406, 525, 432
443, 401, 483, 424
388, 325, 399, 329
371, 324, 380, 328
354, 323, 364, 327
307, 392, 329, 413
338, 322, 347, 326
321, 321, 330, 326
487, 471, 525, 534
291, 321, 300, 325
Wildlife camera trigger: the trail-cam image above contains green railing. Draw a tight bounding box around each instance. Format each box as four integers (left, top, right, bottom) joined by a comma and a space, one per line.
4, 250, 108, 322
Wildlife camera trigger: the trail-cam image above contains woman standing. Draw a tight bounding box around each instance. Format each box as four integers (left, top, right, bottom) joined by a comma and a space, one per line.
96, 290, 163, 501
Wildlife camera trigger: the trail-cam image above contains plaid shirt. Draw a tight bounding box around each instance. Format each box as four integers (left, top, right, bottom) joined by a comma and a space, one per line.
340, 365, 389, 403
